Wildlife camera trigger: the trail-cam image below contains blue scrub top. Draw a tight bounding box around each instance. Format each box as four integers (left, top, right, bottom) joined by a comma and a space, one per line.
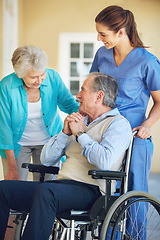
90, 47, 160, 129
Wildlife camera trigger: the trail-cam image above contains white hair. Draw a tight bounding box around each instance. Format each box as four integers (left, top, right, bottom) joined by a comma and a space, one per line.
11, 45, 48, 78
88, 72, 118, 108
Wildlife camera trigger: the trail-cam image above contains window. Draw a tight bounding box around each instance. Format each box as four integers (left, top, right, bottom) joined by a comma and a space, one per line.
59, 33, 102, 96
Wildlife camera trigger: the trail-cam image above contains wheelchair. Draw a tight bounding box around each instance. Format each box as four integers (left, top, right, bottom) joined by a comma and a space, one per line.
12, 132, 160, 240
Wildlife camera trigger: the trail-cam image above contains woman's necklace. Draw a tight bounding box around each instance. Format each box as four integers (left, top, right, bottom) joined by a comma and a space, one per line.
24, 84, 41, 103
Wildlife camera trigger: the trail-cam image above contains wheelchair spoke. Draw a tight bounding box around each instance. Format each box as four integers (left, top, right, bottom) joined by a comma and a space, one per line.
100, 192, 160, 240
113, 199, 160, 239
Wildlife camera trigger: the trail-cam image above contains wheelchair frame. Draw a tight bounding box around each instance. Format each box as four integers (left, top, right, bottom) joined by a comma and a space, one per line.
12, 132, 160, 240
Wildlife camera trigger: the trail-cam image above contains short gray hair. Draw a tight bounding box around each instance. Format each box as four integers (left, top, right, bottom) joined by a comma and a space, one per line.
11, 45, 48, 78
88, 72, 118, 108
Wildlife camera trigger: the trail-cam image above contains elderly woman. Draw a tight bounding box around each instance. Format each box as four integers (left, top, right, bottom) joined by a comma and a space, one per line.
0, 45, 79, 181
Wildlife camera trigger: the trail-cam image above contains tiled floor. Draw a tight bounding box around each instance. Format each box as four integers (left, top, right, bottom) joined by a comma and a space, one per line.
148, 172, 160, 201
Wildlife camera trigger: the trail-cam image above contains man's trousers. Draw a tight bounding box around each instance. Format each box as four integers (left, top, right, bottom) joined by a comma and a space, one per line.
0, 179, 101, 240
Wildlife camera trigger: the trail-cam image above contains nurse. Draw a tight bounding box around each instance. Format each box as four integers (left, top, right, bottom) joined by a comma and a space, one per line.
90, 4, 160, 193
90, 5, 160, 238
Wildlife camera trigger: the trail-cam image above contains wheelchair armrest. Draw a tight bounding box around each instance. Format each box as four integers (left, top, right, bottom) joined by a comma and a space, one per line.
88, 170, 126, 180
22, 163, 59, 174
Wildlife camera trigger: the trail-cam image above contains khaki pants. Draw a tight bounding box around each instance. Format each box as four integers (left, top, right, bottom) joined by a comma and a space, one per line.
2, 145, 55, 181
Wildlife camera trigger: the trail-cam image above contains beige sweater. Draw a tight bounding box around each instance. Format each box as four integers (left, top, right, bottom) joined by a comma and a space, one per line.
57, 116, 125, 194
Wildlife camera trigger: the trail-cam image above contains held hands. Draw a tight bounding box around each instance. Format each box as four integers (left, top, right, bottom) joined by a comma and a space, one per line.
69, 117, 86, 136
133, 125, 151, 139
62, 112, 85, 136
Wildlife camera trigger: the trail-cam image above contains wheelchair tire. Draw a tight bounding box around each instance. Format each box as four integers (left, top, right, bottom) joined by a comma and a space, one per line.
14, 214, 55, 240
14, 213, 28, 240
79, 229, 87, 240
100, 191, 160, 240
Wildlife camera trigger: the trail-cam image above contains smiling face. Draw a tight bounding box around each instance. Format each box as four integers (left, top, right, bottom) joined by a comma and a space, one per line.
22, 69, 46, 89
76, 76, 98, 116
96, 22, 122, 49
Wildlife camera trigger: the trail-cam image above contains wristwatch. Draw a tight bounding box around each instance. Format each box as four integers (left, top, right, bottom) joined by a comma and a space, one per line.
76, 131, 86, 142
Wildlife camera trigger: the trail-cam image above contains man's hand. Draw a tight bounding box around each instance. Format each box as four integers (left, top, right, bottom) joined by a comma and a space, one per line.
69, 113, 85, 136
62, 112, 84, 136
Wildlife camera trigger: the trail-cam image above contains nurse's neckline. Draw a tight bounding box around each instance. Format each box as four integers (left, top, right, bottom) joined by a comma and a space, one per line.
113, 46, 135, 67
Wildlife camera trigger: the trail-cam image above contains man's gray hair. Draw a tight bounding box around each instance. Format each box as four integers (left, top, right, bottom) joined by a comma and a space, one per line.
88, 72, 118, 108
11, 46, 48, 78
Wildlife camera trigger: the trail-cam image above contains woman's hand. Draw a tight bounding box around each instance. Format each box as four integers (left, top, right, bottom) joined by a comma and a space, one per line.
132, 125, 151, 139
5, 168, 21, 180
4, 149, 21, 180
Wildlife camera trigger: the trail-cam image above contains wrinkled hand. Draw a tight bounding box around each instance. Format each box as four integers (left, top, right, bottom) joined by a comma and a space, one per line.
5, 168, 21, 180
62, 112, 84, 136
69, 115, 85, 136
133, 125, 151, 139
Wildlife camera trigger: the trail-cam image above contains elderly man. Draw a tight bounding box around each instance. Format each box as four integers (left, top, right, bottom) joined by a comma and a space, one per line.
0, 72, 132, 240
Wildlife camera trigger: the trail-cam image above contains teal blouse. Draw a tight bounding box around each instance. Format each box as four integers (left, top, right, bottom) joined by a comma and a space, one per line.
0, 68, 79, 158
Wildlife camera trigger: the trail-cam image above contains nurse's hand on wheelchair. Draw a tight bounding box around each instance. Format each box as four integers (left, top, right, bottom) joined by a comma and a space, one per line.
132, 125, 151, 139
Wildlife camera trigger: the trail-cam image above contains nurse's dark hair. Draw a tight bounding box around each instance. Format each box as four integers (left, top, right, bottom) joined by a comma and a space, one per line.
88, 72, 118, 108
95, 5, 144, 48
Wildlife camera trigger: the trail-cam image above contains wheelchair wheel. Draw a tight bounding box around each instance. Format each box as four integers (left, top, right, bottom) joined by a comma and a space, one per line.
14, 213, 55, 240
52, 218, 88, 240
100, 191, 160, 240
14, 212, 28, 240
